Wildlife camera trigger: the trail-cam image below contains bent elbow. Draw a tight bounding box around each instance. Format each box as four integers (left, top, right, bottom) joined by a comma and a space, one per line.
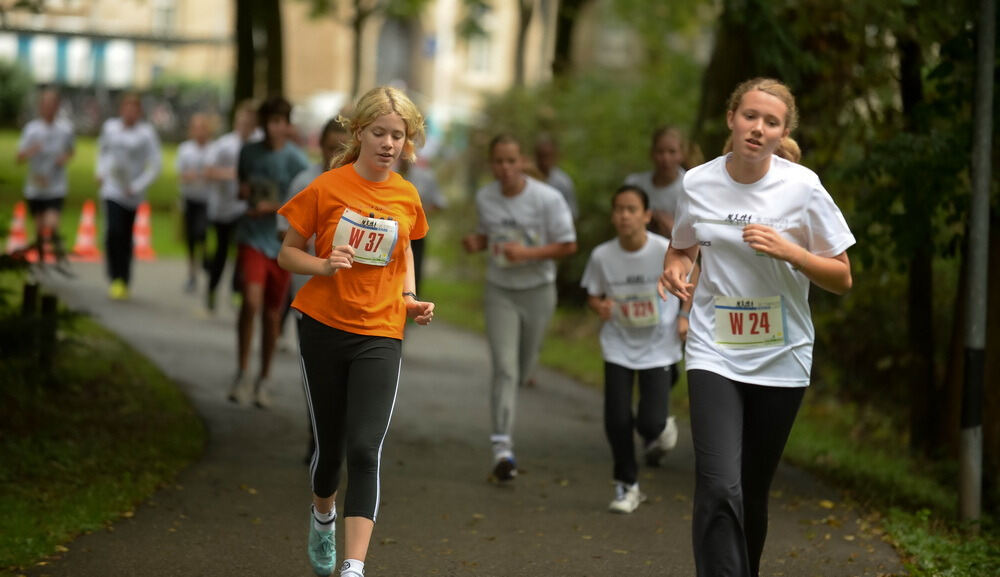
832, 273, 853, 296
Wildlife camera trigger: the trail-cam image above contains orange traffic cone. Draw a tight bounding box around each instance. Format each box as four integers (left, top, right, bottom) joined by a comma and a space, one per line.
70, 199, 101, 262
133, 201, 156, 261
4, 201, 30, 258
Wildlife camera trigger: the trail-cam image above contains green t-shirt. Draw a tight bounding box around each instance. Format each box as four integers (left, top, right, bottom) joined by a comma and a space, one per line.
235, 140, 310, 258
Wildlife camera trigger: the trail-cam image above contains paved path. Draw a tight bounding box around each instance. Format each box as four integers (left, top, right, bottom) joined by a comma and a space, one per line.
27, 259, 904, 576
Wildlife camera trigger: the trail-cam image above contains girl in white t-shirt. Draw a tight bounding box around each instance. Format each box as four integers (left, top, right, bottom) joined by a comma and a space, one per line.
660, 78, 855, 577
581, 184, 684, 514
176, 113, 215, 293
623, 126, 687, 238
96, 92, 162, 300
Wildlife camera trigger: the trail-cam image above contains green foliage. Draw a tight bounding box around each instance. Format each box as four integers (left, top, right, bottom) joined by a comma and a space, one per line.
0, 60, 32, 128
300, 0, 430, 21
0, 297, 205, 571
885, 508, 1000, 577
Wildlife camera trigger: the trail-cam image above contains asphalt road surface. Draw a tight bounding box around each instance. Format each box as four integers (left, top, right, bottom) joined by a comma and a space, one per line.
26, 259, 905, 577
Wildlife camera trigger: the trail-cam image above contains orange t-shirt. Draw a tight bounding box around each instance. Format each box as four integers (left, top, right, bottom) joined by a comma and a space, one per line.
278, 164, 428, 339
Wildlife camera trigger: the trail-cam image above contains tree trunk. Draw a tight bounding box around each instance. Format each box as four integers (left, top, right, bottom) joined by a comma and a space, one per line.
514, 0, 534, 86
691, 1, 756, 158
350, 0, 372, 99
263, 0, 284, 97
552, 0, 589, 76
907, 238, 936, 456
898, 20, 938, 457
233, 0, 255, 120
944, 244, 968, 455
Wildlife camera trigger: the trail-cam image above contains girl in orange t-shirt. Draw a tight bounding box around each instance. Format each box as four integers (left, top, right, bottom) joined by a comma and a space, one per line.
277, 86, 434, 577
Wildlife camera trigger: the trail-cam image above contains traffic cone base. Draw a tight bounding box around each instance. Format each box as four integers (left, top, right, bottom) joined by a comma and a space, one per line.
133, 201, 156, 261
5, 201, 31, 259
70, 199, 102, 262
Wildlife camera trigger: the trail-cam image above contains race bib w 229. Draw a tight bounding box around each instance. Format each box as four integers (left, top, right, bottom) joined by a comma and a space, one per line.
614, 293, 661, 329
713, 295, 786, 348
332, 207, 399, 267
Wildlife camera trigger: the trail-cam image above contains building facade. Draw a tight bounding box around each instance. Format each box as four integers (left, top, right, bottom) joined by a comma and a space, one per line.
0, 0, 617, 132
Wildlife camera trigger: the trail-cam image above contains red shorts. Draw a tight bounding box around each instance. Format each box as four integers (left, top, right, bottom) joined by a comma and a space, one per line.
238, 245, 291, 311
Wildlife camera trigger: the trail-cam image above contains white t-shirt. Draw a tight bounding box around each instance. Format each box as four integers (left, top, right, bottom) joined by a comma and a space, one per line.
18, 118, 75, 200
475, 176, 576, 290
624, 168, 686, 215
176, 139, 213, 203
672, 154, 856, 387
581, 233, 683, 370
205, 130, 261, 223
95, 118, 162, 209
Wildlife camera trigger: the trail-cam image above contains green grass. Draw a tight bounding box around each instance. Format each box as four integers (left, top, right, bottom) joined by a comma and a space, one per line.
0, 272, 206, 572
0, 129, 187, 258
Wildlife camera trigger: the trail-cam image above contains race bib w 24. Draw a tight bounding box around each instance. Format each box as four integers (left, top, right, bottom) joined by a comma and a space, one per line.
713, 295, 786, 348
332, 207, 399, 267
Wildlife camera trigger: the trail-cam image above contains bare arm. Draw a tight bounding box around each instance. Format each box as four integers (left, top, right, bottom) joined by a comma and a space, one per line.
403, 243, 435, 325
277, 227, 354, 276
503, 241, 577, 263
676, 262, 699, 341
462, 233, 487, 253
587, 294, 613, 321
658, 244, 699, 302
742, 224, 852, 295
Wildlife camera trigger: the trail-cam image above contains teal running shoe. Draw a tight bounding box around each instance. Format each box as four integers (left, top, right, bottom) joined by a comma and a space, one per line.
307, 510, 336, 576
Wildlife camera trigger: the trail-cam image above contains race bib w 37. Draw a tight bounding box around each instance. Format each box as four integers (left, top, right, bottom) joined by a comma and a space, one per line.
332, 207, 399, 266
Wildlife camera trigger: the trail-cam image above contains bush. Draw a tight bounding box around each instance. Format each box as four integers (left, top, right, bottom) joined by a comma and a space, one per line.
0, 60, 33, 128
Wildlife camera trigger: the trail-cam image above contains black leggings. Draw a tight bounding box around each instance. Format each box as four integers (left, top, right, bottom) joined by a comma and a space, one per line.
104, 199, 136, 284
688, 369, 805, 577
207, 219, 237, 293
183, 199, 208, 259
604, 362, 671, 485
298, 314, 402, 521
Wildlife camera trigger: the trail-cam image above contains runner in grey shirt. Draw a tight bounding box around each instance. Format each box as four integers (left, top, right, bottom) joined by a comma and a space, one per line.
534, 134, 578, 218
462, 134, 576, 482
623, 126, 687, 237
16, 88, 75, 271
203, 100, 262, 311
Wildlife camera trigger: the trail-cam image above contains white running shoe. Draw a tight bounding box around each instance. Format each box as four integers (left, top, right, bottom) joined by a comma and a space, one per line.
645, 416, 679, 466
228, 373, 252, 406
254, 377, 273, 409
608, 482, 646, 514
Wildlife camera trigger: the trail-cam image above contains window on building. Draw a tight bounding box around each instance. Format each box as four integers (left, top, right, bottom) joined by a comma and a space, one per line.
466, 12, 495, 75
152, 0, 176, 36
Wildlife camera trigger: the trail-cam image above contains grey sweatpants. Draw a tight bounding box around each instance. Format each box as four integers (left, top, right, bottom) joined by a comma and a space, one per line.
484, 282, 557, 448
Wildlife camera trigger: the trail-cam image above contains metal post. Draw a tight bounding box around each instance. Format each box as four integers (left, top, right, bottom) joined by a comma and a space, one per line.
960, 0, 995, 526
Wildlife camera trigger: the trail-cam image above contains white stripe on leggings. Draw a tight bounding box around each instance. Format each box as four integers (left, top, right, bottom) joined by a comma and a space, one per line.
372, 358, 402, 522
298, 352, 321, 492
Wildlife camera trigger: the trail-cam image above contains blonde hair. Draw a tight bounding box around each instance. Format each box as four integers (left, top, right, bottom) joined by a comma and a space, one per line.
777, 137, 801, 162
333, 86, 426, 168
726, 77, 798, 133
